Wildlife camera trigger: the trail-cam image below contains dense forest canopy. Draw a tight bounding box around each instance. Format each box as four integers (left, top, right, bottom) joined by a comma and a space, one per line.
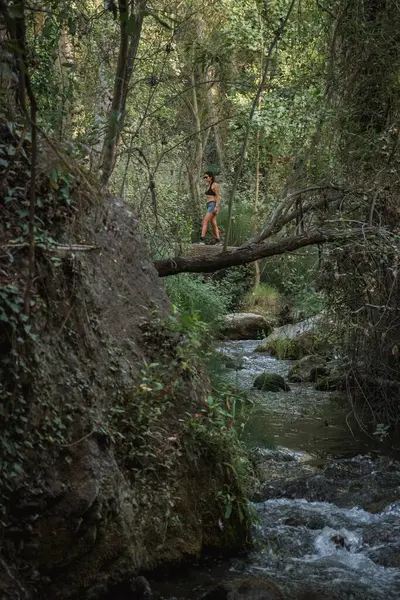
1, 1, 400, 429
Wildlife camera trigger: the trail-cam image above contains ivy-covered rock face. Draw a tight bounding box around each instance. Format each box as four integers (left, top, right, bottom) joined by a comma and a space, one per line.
0, 139, 252, 599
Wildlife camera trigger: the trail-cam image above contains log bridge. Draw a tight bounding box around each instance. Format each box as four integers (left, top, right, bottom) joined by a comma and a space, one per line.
188, 243, 237, 256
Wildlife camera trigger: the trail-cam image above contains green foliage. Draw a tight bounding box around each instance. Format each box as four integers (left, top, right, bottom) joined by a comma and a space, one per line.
259, 250, 325, 319
0, 282, 75, 518
165, 274, 229, 323
107, 360, 177, 476
211, 265, 254, 313
373, 423, 390, 442
256, 335, 316, 360
183, 390, 254, 523
217, 202, 254, 247
244, 283, 282, 317
101, 308, 254, 528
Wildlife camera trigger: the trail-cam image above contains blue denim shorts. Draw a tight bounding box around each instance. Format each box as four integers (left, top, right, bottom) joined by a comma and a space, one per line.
206, 201, 216, 213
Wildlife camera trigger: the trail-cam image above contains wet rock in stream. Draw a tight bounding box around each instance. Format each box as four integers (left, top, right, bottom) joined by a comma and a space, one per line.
287, 356, 328, 383
202, 578, 284, 600
244, 450, 400, 600
253, 373, 290, 392
254, 454, 400, 509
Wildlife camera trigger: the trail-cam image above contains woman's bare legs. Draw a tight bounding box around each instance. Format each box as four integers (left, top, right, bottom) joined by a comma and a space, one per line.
201, 212, 214, 238
211, 215, 220, 240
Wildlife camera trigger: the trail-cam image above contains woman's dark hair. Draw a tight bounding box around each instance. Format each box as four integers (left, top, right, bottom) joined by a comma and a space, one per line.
204, 171, 215, 182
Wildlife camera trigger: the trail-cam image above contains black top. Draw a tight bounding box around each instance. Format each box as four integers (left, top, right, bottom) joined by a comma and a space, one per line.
205, 184, 216, 197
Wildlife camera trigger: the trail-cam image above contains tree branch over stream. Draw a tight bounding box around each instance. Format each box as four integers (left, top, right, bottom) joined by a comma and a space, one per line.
154, 227, 382, 277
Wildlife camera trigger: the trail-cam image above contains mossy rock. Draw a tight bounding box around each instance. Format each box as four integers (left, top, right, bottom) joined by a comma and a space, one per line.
288, 355, 328, 382
255, 334, 317, 359
254, 316, 328, 359
219, 313, 273, 340
253, 373, 290, 392
223, 355, 244, 370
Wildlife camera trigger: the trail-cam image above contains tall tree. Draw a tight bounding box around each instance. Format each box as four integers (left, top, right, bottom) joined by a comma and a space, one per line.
101, 0, 148, 185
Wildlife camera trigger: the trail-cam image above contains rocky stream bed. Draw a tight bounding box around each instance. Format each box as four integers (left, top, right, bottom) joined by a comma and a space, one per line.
144, 340, 400, 600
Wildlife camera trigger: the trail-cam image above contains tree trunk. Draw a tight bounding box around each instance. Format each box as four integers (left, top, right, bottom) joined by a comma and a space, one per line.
101, 0, 147, 186
253, 93, 262, 289
187, 166, 202, 230
154, 228, 378, 277
191, 68, 204, 194
206, 68, 225, 173
58, 27, 74, 141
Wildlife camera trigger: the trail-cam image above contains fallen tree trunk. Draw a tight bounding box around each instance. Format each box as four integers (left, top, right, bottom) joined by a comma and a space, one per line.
154, 227, 381, 277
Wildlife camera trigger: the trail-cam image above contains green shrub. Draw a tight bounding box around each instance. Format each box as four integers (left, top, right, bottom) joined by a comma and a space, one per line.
217, 202, 254, 247
243, 283, 282, 317
255, 335, 318, 359
211, 265, 254, 312
165, 274, 228, 323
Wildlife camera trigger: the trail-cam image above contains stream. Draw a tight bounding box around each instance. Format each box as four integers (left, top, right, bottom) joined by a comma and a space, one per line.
151, 340, 400, 600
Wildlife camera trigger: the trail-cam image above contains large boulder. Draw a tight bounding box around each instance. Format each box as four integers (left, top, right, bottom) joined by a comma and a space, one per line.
288, 355, 328, 382
255, 316, 324, 359
219, 313, 273, 340
253, 373, 290, 392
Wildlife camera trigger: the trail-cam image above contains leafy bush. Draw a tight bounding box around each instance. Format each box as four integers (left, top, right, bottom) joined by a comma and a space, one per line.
210, 265, 254, 312
258, 250, 324, 319
217, 201, 254, 247
165, 274, 229, 323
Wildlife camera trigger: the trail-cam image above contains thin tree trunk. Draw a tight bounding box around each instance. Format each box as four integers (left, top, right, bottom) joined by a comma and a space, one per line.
119, 0, 147, 130
101, 0, 129, 185
206, 69, 225, 172
253, 71, 263, 288
254, 124, 261, 288
187, 166, 202, 229
101, 0, 147, 186
58, 27, 74, 141
191, 68, 203, 197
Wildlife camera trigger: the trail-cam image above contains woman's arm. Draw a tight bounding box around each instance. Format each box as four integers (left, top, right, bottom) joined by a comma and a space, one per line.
213, 183, 220, 212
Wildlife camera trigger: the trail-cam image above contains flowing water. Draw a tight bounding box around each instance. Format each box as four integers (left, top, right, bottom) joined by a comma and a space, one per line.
151, 341, 400, 600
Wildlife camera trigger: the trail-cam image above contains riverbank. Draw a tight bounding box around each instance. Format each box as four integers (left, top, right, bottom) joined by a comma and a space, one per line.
138, 339, 400, 600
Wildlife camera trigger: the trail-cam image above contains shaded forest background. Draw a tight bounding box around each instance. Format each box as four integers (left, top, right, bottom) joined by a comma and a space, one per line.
2, 0, 400, 430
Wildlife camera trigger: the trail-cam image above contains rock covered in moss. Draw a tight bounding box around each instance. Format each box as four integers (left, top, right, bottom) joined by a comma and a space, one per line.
253, 373, 290, 392
255, 316, 325, 359
288, 355, 328, 382
223, 354, 245, 370
314, 359, 347, 391
0, 191, 252, 599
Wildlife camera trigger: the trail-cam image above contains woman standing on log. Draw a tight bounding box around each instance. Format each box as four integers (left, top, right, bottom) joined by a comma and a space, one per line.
199, 172, 222, 245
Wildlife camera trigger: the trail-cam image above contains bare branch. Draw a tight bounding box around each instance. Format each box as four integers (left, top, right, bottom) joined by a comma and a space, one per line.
246, 185, 345, 245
